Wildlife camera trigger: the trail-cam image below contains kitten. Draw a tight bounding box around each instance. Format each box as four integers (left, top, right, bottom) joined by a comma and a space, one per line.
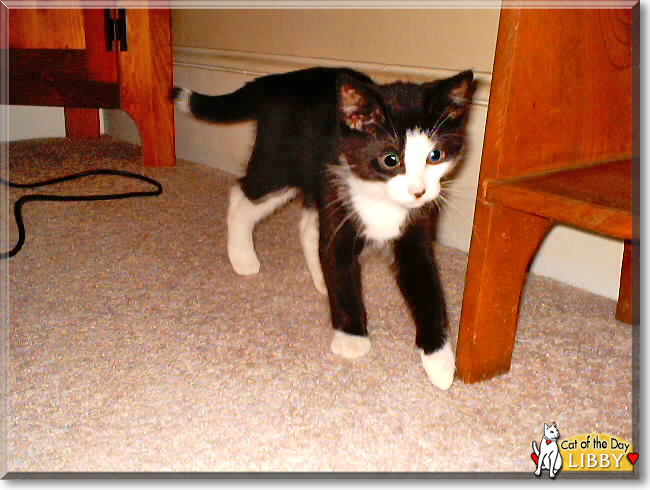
172, 67, 474, 390
532, 422, 563, 478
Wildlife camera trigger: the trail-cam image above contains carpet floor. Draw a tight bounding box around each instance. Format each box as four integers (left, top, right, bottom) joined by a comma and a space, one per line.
3, 137, 634, 474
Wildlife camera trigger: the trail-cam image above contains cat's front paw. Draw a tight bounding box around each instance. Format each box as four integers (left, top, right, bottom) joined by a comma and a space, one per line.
331, 330, 371, 359
420, 341, 455, 390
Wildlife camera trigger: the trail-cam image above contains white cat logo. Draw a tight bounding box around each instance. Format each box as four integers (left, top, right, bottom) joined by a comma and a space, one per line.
532, 422, 563, 478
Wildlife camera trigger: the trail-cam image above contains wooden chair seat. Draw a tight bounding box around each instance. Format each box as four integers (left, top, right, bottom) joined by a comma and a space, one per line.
487, 159, 632, 240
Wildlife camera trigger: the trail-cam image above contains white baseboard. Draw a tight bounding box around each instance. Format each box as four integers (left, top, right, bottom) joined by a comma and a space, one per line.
173, 46, 492, 106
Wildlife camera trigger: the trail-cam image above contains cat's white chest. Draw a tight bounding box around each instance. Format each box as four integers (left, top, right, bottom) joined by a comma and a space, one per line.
346, 175, 409, 243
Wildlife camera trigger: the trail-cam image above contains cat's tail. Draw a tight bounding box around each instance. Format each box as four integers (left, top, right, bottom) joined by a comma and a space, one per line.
171, 84, 258, 123
532, 441, 540, 456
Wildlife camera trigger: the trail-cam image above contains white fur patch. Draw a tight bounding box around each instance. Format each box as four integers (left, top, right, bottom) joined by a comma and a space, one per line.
174, 88, 192, 113
346, 174, 409, 243
387, 128, 452, 208
420, 341, 455, 390
404, 128, 434, 195
227, 185, 296, 275
331, 330, 371, 358
299, 209, 327, 295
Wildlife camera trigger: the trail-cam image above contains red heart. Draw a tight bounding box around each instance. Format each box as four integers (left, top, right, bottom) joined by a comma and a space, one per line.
531, 453, 539, 464
546, 440, 551, 445
628, 453, 639, 465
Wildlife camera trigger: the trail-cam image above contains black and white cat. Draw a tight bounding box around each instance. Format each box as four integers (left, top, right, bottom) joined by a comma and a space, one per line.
172, 67, 474, 390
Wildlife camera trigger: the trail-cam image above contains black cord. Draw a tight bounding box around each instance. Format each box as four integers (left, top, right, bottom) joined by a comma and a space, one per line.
1, 169, 163, 259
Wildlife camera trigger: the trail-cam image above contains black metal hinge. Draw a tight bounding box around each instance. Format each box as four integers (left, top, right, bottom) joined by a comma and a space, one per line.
105, 9, 128, 52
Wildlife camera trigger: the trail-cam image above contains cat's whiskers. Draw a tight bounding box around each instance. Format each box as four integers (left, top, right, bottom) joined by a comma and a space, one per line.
439, 185, 475, 198
429, 112, 453, 138
324, 164, 365, 250
324, 193, 353, 210
434, 191, 466, 221
389, 123, 400, 144
440, 176, 477, 194
436, 189, 488, 253
325, 206, 361, 252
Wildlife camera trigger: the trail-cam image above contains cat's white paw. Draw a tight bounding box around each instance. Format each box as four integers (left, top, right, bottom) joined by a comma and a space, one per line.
420, 341, 455, 390
173, 87, 192, 112
331, 330, 371, 359
228, 249, 261, 276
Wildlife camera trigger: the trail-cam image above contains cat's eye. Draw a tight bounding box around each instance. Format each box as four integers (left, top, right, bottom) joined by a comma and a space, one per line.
381, 152, 400, 169
427, 149, 446, 164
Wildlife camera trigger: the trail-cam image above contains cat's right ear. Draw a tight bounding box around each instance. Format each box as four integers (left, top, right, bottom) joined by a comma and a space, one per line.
427, 70, 475, 120
338, 76, 387, 135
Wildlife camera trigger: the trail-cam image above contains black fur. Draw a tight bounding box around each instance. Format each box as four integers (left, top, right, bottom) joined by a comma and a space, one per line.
393, 216, 447, 354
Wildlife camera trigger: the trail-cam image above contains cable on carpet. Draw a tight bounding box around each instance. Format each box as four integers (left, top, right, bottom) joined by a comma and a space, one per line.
1, 169, 163, 259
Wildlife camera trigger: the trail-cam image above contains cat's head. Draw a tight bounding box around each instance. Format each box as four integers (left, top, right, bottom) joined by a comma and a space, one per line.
336, 70, 474, 210
544, 422, 560, 441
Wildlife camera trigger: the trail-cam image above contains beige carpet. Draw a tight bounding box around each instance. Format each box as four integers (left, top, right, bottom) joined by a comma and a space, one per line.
2, 137, 635, 475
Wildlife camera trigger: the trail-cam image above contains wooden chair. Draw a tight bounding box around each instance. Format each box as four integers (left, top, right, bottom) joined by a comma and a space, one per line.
456, 6, 639, 383
5, 7, 176, 167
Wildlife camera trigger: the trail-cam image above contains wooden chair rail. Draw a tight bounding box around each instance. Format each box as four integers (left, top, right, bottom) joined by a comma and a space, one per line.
8, 78, 121, 109
485, 159, 633, 240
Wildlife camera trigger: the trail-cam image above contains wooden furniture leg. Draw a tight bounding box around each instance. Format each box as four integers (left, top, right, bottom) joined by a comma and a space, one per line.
616, 240, 639, 325
64, 108, 100, 138
456, 201, 553, 383
119, 9, 175, 167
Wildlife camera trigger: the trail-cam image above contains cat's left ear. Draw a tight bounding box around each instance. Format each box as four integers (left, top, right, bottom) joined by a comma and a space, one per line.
431, 70, 475, 120
338, 75, 387, 135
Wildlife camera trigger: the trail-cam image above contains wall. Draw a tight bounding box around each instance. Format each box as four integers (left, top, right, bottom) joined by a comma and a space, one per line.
172, 9, 499, 72
112, 8, 624, 300
3, 106, 105, 142
3, 106, 66, 142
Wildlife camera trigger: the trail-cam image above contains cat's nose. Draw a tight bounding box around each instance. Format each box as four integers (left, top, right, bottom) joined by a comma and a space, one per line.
408, 181, 426, 199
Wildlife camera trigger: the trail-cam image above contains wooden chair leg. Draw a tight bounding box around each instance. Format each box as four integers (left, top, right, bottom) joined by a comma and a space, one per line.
456, 201, 553, 383
121, 97, 176, 167
616, 240, 639, 324
118, 9, 176, 167
64, 108, 100, 138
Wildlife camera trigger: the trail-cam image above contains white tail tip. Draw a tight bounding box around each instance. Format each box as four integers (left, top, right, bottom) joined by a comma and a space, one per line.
174, 87, 192, 113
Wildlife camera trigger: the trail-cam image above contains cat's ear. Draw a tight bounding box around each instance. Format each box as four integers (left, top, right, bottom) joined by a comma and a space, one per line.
338, 76, 387, 135
545, 423, 549, 430
430, 70, 475, 120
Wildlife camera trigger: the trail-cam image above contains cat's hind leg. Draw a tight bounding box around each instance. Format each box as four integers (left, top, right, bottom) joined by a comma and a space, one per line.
299, 208, 327, 295
227, 185, 296, 275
